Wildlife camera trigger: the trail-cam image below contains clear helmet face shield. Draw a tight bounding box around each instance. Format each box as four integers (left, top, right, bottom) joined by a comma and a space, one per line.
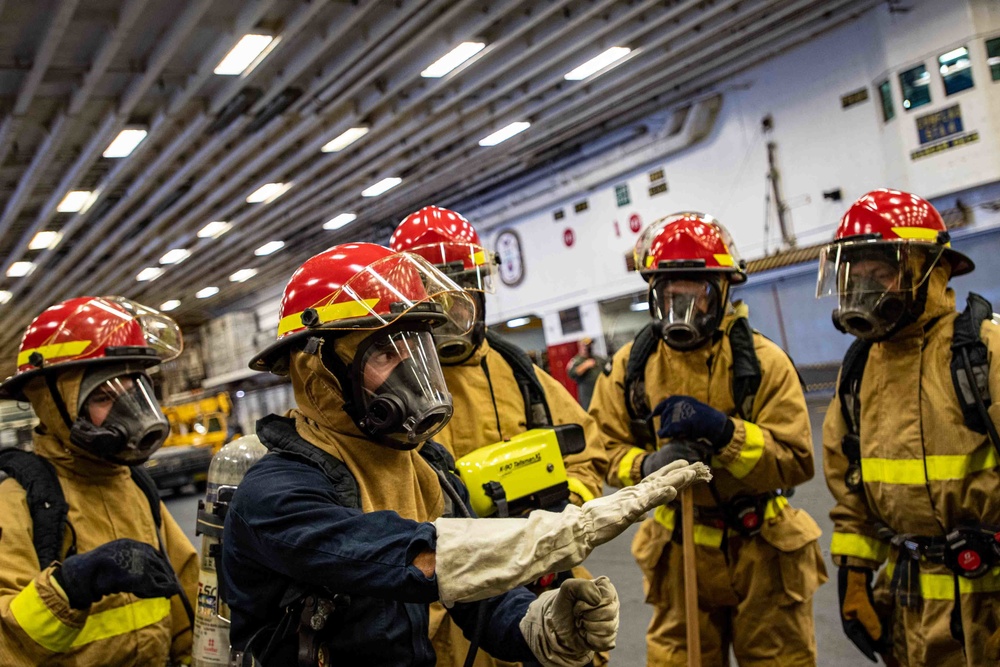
817, 240, 943, 340
650, 276, 726, 350
70, 372, 170, 465
353, 329, 453, 449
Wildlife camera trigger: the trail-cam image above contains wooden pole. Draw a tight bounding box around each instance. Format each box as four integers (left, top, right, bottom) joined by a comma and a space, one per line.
681, 486, 701, 667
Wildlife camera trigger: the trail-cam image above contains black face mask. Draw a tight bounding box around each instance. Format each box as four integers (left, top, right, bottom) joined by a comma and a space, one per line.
69, 374, 169, 465
651, 277, 726, 351
435, 292, 487, 365
832, 278, 910, 341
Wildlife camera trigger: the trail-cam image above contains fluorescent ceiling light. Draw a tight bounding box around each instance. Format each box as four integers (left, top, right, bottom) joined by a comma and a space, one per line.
506, 316, 531, 328
479, 121, 530, 147
196, 286, 220, 299
136, 267, 164, 282
102, 128, 148, 158
323, 213, 357, 230
230, 268, 258, 283
246, 182, 291, 204
0, 290, 11, 304
7, 261, 34, 278
321, 127, 369, 153
198, 221, 231, 238
160, 299, 181, 312
421, 41, 486, 78
29, 230, 62, 250
940, 46, 969, 62
214, 34, 275, 76
361, 177, 402, 198
630, 300, 650, 312
564, 46, 631, 81
57, 190, 93, 213
255, 240, 284, 256
160, 248, 191, 265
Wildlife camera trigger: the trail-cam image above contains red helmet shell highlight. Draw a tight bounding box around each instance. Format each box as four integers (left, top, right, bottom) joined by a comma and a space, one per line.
636, 212, 746, 283
834, 189, 973, 276
390, 206, 488, 270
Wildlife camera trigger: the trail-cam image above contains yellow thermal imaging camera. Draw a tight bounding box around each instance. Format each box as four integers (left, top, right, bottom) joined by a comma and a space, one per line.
455, 424, 587, 517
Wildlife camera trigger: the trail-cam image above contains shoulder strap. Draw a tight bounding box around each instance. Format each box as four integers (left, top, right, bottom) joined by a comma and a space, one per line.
418, 440, 456, 474
0, 450, 70, 568
625, 323, 660, 421
950, 292, 997, 444
728, 317, 762, 421
258, 415, 361, 509
485, 330, 552, 428
129, 465, 162, 528
838, 338, 872, 438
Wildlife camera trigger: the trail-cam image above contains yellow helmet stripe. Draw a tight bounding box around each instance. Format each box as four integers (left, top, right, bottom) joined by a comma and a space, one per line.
891, 226, 942, 242
276, 298, 381, 337
713, 253, 735, 267
17, 340, 92, 368
472, 250, 487, 266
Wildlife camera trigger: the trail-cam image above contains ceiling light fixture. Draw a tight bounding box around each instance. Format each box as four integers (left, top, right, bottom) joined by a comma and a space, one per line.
479, 121, 530, 147
323, 213, 357, 230
506, 316, 531, 328
159, 248, 191, 265
230, 268, 258, 283
57, 190, 94, 213
29, 231, 62, 250
7, 262, 35, 278
136, 267, 164, 282
214, 34, 276, 76
160, 299, 181, 312
421, 41, 486, 78
361, 177, 402, 197
0, 290, 11, 305
246, 182, 291, 204
198, 221, 231, 238
255, 240, 285, 256
321, 127, 369, 153
629, 300, 650, 312
564, 46, 631, 81
102, 128, 148, 158
196, 286, 220, 299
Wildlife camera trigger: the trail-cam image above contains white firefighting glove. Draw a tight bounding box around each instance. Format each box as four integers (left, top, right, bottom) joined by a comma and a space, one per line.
435, 460, 710, 605
520, 576, 620, 667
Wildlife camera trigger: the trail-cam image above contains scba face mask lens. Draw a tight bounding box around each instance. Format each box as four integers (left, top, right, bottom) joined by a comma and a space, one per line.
652, 277, 725, 350
355, 329, 453, 449
434, 292, 486, 365
832, 279, 909, 341
70, 373, 169, 465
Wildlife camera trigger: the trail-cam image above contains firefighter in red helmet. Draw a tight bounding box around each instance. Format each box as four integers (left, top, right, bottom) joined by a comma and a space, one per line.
391, 206, 610, 667
589, 212, 825, 665
222, 243, 708, 666
0, 297, 198, 666
819, 189, 1000, 666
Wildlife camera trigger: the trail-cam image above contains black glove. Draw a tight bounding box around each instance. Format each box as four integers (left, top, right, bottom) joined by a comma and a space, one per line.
640, 440, 713, 478
652, 395, 734, 450
838, 566, 886, 662
53, 538, 182, 609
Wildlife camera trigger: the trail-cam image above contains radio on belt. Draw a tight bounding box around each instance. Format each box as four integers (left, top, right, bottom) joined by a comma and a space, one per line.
455, 424, 587, 517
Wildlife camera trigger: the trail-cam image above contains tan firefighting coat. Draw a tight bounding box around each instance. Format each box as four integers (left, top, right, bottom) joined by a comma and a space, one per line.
433, 338, 610, 667
823, 266, 1000, 665
0, 369, 198, 666
589, 304, 826, 666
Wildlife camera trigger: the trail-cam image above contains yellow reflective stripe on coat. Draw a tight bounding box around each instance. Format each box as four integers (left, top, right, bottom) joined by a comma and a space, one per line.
276, 298, 381, 336
9, 580, 81, 652
883, 562, 1000, 599
653, 505, 724, 548
618, 447, 645, 487
724, 421, 765, 479
566, 477, 595, 503
17, 340, 91, 368
830, 532, 889, 563
71, 597, 170, 647
861, 445, 998, 484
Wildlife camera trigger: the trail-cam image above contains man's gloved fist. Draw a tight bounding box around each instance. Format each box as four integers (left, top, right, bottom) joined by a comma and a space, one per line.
838, 566, 885, 662
53, 538, 181, 609
641, 440, 713, 478
520, 576, 620, 667
652, 395, 734, 450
